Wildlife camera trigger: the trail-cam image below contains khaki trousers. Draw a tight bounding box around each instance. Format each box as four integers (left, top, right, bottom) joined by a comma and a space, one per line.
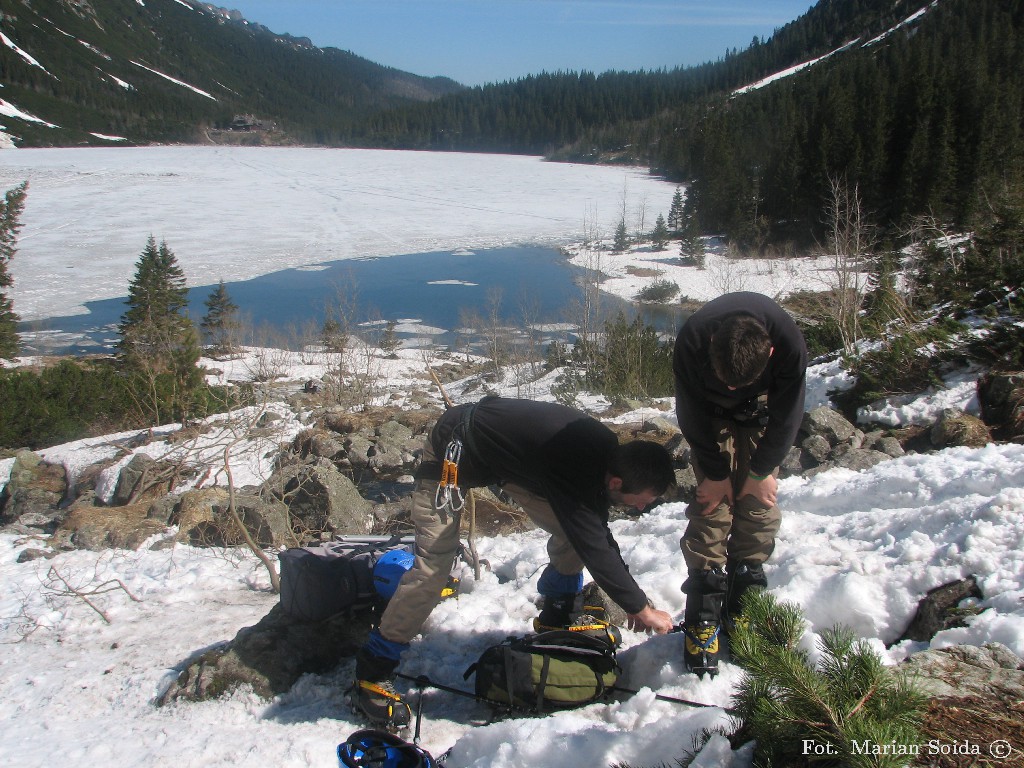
378, 442, 582, 645
681, 417, 782, 572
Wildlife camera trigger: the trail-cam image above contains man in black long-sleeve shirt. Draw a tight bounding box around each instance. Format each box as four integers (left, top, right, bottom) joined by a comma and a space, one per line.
353, 396, 676, 727
673, 292, 807, 677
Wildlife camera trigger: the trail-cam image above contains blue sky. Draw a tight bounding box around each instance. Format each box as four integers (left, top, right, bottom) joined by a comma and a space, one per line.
221, 1, 815, 86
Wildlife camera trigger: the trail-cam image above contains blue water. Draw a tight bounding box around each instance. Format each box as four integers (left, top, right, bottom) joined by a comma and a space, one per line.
22, 245, 679, 355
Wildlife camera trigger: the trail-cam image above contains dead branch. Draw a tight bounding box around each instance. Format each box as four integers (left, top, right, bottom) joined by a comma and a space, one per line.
45, 565, 142, 625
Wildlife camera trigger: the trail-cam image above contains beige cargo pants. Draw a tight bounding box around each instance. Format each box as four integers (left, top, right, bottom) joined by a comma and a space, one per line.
681, 417, 782, 572
378, 440, 584, 645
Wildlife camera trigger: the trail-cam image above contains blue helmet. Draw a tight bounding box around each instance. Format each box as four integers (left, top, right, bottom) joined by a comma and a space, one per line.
373, 549, 415, 599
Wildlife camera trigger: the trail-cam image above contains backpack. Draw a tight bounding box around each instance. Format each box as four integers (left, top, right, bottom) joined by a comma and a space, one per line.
278, 536, 461, 622
464, 626, 622, 713
337, 729, 439, 768
278, 536, 411, 622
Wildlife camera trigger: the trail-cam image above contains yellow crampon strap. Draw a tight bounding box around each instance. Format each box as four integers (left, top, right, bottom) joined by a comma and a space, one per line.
434, 438, 465, 511
357, 680, 403, 702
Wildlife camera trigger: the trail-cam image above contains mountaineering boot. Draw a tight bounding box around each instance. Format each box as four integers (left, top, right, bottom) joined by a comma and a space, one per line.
352, 647, 411, 731
724, 560, 767, 635
535, 566, 594, 632
681, 567, 727, 678
534, 592, 582, 631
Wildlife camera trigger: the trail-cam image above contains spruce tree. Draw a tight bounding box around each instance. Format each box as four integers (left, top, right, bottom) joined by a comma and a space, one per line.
201, 279, 240, 356
652, 213, 670, 249
613, 217, 629, 253
0, 181, 28, 361
118, 236, 201, 424
667, 186, 685, 232
679, 206, 706, 269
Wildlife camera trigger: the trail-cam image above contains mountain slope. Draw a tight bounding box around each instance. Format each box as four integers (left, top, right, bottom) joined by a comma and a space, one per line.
0, 0, 463, 146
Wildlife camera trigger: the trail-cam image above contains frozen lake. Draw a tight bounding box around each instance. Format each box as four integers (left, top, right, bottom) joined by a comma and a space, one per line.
0, 146, 679, 351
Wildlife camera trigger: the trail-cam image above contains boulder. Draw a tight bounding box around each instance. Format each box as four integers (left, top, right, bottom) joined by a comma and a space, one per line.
977, 370, 1024, 440
895, 575, 983, 644
0, 450, 68, 532
829, 445, 892, 472
157, 603, 376, 704
110, 453, 178, 506
56, 501, 167, 550
929, 408, 991, 449
276, 458, 372, 535
902, 643, 1024, 700
801, 406, 857, 446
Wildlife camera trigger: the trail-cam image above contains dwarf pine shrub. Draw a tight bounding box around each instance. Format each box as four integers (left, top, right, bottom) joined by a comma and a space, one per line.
729, 590, 927, 768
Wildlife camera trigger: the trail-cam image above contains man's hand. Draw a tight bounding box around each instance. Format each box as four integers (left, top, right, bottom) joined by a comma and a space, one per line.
626, 604, 674, 635
695, 477, 733, 515
739, 473, 778, 508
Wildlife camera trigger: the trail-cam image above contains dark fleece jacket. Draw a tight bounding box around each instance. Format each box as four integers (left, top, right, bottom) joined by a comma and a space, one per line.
673, 292, 807, 480
425, 396, 649, 615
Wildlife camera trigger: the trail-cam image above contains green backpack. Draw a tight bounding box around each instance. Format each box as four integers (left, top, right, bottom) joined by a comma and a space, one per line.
465, 626, 622, 713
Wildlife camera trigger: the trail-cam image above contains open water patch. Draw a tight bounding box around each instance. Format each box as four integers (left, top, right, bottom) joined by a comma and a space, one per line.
20, 245, 676, 355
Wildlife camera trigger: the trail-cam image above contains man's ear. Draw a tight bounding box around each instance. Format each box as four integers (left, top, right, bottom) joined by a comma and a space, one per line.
607, 476, 623, 492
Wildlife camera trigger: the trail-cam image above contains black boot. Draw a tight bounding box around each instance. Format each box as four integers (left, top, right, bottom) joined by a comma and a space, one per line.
534, 592, 582, 631
725, 560, 767, 634
681, 567, 727, 678
352, 648, 411, 731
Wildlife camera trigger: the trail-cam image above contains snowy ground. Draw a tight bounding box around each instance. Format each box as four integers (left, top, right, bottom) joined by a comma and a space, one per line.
1, 343, 1020, 768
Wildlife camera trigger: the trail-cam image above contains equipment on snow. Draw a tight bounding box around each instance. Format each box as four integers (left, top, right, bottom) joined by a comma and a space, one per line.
351, 678, 413, 732
681, 567, 728, 678
464, 626, 622, 713
278, 536, 461, 622
724, 560, 767, 631
337, 729, 439, 768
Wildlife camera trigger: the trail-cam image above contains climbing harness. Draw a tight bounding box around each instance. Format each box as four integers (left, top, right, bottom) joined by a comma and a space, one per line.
434, 437, 465, 512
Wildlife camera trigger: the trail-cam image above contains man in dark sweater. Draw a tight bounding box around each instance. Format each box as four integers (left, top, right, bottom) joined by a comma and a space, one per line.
353, 396, 676, 727
673, 292, 807, 677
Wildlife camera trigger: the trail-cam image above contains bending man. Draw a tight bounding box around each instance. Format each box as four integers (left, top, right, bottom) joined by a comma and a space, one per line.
354, 395, 676, 727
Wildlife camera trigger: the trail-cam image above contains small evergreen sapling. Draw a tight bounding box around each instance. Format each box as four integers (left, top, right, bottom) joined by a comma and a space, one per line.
201, 279, 240, 356
729, 590, 927, 768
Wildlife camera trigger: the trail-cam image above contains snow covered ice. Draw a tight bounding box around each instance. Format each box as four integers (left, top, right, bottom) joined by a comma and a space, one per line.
0, 149, 1021, 767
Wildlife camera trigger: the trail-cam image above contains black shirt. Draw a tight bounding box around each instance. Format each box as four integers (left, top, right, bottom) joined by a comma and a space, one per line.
673, 292, 807, 480
430, 396, 649, 615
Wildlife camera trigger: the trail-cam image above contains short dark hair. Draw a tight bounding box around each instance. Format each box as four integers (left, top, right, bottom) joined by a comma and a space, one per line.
710, 314, 772, 387
608, 440, 675, 494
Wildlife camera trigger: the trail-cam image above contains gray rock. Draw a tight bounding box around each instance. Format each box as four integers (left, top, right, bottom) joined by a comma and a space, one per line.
876, 436, 905, 458
801, 406, 857, 446
779, 446, 804, 478
343, 434, 375, 469
278, 459, 372, 535
902, 643, 1024, 700
0, 451, 67, 530
157, 603, 376, 704
111, 453, 157, 506
830, 447, 891, 472
930, 408, 991, 449
802, 433, 832, 463
377, 420, 414, 445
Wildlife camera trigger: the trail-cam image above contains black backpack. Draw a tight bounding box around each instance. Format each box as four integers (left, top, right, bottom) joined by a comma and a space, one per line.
278, 536, 461, 622
278, 536, 411, 622
465, 626, 622, 713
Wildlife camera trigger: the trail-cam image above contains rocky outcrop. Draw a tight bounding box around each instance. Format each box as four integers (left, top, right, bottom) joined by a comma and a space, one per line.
901, 643, 1024, 700
157, 603, 377, 704
0, 450, 68, 532
978, 371, 1024, 441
